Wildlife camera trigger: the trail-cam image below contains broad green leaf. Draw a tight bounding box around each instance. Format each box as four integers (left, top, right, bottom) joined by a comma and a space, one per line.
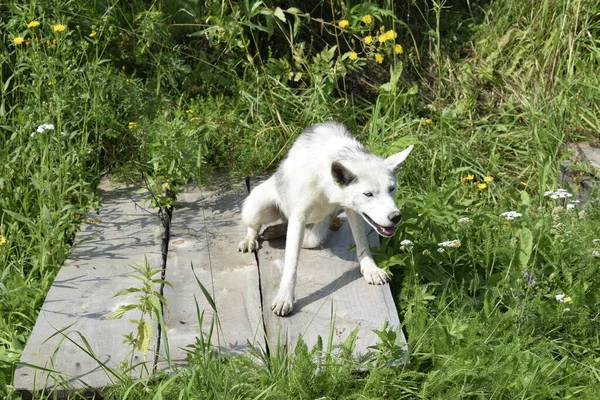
518, 228, 533, 269
273, 7, 286, 22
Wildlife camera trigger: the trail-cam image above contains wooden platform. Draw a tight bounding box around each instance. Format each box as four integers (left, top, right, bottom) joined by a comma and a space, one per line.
14, 177, 406, 397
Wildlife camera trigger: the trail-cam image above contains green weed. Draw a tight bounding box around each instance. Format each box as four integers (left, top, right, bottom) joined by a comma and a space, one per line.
2, 0, 600, 398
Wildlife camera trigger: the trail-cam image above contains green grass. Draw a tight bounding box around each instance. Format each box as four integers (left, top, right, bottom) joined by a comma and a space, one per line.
2, 0, 600, 398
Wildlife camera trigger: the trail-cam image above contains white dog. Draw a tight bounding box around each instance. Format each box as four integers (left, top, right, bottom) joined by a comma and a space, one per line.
238, 121, 413, 316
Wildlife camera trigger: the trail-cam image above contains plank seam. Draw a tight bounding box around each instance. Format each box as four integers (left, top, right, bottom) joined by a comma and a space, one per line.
246, 177, 271, 357
153, 205, 172, 372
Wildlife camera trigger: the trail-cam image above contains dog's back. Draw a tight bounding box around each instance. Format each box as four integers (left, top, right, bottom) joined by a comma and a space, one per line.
274, 121, 375, 203
281, 120, 369, 168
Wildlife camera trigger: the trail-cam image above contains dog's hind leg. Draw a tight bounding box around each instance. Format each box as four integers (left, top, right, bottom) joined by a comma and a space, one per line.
302, 218, 330, 249
238, 176, 282, 253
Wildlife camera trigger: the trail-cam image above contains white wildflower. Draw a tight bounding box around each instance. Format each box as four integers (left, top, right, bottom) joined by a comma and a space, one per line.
544, 188, 573, 199
400, 239, 413, 250
564, 307, 570, 312
458, 217, 473, 224
438, 239, 461, 248
500, 211, 522, 221
437, 247, 445, 253
31, 123, 55, 137
555, 293, 572, 303
566, 200, 580, 211
37, 123, 55, 133
592, 249, 600, 258
593, 239, 600, 245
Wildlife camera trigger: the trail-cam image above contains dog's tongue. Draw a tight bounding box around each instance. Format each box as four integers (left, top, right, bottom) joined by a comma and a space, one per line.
380, 225, 396, 236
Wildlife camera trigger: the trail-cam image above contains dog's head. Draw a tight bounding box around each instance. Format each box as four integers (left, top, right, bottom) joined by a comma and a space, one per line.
331, 145, 413, 237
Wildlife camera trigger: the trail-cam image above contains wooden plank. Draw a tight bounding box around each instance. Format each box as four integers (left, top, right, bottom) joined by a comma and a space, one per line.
577, 142, 600, 170
14, 180, 163, 396
258, 214, 406, 355
159, 179, 264, 365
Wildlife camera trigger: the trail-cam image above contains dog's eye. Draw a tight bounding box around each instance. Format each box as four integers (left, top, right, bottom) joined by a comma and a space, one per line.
364, 192, 373, 197
389, 186, 396, 193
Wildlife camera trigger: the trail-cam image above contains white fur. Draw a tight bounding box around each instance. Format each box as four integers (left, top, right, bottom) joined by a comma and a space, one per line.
238, 121, 413, 316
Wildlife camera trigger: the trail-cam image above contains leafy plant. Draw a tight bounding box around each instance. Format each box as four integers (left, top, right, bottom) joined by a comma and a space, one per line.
109, 258, 171, 367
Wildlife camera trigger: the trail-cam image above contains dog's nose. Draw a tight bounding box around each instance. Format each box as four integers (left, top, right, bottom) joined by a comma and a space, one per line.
389, 211, 402, 224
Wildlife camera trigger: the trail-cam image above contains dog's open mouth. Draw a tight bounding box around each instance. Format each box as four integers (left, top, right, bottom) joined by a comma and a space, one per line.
362, 213, 397, 237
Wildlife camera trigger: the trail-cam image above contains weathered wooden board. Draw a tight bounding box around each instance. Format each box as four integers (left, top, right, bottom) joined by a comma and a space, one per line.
577, 142, 600, 170
15, 176, 407, 397
14, 180, 163, 396
258, 215, 406, 355
159, 180, 264, 365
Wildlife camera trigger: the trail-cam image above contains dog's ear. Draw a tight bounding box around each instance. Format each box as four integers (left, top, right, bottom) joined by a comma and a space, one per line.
331, 161, 357, 186
384, 145, 414, 172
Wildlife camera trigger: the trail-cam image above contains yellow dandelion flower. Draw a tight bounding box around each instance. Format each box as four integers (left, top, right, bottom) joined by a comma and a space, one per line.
424, 118, 432, 125
89, 31, 97, 37
48, 80, 55, 86
128, 122, 137, 129
348, 51, 358, 60
0, 235, 6, 246
477, 183, 487, 190
53, 39, 57, 44
375, 53, 384, 64
378, 29, 398, 44
394, 44, 403, 54
483, 176, 494, 183
13, 37, 25, 45
364, 35, 373, 44
462, 174, 474, 182
25, 41, 30, 47
564, 296, 572, 303
338, 19, 349, 29
53, 24, 67, 32
361, 15, 373, 24
27, 21, 40, 28
125, 79, 132, 84
185, 109, 194, 114
46, 39, 51, 45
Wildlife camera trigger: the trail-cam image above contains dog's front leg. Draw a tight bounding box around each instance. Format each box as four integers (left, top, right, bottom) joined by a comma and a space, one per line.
346, 209, 390, 285
271, 214, 305, 316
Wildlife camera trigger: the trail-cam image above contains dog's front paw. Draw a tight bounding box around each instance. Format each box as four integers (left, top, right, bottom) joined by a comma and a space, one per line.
362, 267, 390, 285
238, 237, 259, 253
271, 294, 294, 316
